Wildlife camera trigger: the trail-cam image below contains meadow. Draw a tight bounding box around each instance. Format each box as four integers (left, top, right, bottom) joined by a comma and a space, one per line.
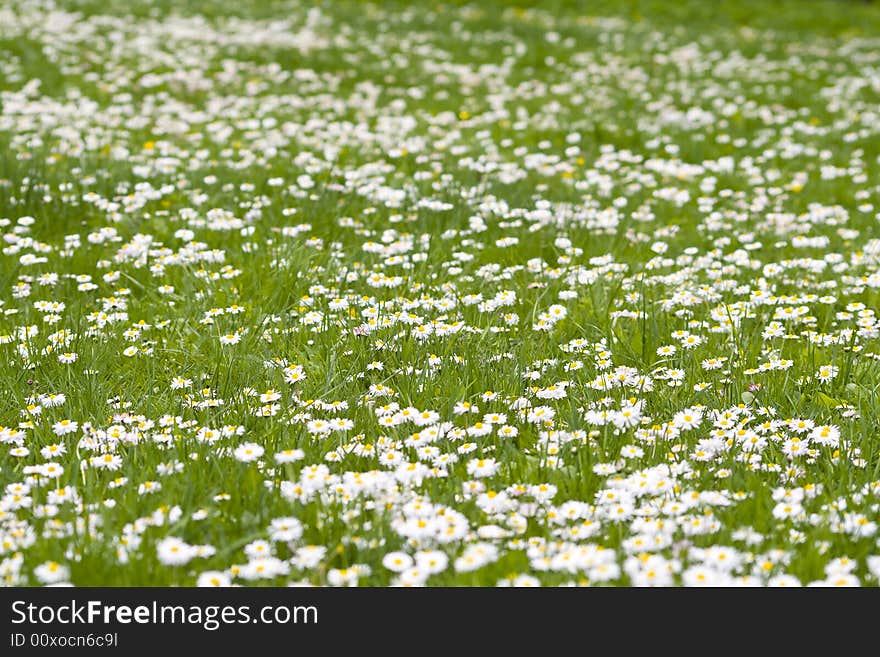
2, 0, 880, 586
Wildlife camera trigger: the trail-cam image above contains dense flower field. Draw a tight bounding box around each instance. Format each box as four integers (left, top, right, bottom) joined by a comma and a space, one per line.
2, 0, 880, 586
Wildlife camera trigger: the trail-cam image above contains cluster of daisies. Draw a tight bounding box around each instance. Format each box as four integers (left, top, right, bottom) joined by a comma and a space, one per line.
1, 0, 880, 586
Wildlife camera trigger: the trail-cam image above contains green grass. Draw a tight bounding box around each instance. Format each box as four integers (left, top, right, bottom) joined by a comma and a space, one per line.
1, 0, 879, 587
